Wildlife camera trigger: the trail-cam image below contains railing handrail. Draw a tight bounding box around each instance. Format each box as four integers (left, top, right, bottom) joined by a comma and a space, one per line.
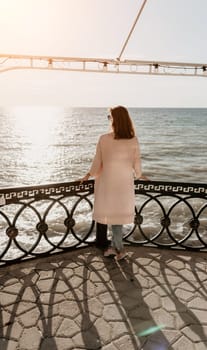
134, 180, 207, 197
0, 180, 95, 205
0, 179, 207, 206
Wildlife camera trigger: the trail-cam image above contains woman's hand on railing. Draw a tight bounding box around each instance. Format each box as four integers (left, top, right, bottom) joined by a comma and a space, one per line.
139, 175, 150, 181
78, 172, 90, 184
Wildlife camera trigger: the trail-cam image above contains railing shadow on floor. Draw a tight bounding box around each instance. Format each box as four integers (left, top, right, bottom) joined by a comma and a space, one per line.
0, 179, 207, 267
1, 247, 207, 349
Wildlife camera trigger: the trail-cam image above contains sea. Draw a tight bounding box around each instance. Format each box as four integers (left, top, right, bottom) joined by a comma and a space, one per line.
0, 106, 207, 257
0, 106, 207, 187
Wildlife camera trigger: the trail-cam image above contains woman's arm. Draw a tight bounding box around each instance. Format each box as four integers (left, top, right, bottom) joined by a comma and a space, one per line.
89, 137, 102, 177
79, 137, 103, 183
133, 137, 142, 179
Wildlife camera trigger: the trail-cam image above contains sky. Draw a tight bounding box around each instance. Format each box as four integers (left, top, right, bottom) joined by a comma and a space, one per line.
0, 0, 207, 107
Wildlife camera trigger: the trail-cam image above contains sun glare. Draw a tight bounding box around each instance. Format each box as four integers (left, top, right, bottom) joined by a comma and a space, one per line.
11, 107, 64, 180
13, 106, 62, 145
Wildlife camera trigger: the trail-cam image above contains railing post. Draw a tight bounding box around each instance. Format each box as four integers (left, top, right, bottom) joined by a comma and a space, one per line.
95, 222, 109, 249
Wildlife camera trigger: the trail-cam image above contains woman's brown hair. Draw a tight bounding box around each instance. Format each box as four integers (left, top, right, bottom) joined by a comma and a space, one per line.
110, 106, 135, 139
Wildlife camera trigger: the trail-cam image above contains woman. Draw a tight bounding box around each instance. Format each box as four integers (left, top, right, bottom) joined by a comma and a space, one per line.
80, 106, 146, 260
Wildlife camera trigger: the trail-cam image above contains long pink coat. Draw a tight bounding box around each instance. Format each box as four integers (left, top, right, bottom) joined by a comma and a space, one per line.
89, 132, 142, 225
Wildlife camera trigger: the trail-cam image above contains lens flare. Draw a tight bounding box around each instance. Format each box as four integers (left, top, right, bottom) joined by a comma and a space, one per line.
138, 324, 165, 337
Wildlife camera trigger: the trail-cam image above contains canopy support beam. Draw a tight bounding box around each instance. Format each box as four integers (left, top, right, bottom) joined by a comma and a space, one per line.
0, 54, 207, 77
118, 0, 148, 60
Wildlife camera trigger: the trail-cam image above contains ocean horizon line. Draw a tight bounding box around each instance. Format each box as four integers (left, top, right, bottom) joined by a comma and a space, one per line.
1, 105, 207, 110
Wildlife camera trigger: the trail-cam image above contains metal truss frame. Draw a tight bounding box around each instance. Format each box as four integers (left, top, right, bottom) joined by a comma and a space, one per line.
0, 53, 207, 77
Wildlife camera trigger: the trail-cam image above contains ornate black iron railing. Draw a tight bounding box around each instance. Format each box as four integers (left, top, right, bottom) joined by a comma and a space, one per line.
0, 179, 207, 267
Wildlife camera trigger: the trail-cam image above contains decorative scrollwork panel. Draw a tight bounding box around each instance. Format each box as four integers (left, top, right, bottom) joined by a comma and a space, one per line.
0, 190, 94, 265
126, 192, 207, 250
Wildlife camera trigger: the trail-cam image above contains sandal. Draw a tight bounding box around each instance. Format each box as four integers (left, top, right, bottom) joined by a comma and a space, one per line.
115, 251, 128, 261
104, 247, 116, 257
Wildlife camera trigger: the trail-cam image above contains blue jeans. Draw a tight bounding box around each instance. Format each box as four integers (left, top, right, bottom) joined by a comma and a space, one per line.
111, 225, 123, 252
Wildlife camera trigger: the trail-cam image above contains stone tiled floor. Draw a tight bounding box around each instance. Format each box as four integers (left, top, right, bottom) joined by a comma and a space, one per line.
0, 246, 207, 349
